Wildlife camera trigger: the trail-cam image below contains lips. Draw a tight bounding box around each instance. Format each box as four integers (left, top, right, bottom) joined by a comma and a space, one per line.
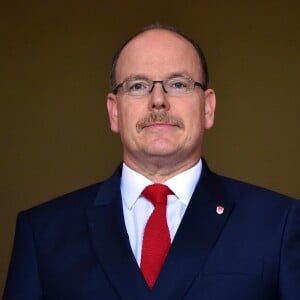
143, 122, 177, 128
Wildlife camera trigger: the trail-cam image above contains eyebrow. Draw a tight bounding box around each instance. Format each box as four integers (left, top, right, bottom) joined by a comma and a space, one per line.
122, 72, 192, 82
167, 72, 189, 79
122, 74, 150, 82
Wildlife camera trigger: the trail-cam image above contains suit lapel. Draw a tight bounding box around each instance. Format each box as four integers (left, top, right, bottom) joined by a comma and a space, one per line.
86, 166, 150, 300
151, 161, 235, 299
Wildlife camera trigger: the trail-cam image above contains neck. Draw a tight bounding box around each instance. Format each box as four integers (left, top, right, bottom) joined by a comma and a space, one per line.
123, 154, 201, 183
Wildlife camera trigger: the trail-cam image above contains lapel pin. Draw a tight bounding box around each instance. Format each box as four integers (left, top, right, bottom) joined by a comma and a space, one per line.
216, 206, 224, 215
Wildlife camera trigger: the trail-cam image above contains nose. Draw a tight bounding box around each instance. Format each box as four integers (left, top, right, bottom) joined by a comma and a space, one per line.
148, 82, 170, 111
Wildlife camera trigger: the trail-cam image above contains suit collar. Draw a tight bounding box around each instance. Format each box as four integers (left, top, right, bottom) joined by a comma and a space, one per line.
93, 164, 123, 206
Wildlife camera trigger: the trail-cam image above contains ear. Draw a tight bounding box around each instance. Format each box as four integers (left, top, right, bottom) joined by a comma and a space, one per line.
106, 92, 119, 133
203, 89, 216, 129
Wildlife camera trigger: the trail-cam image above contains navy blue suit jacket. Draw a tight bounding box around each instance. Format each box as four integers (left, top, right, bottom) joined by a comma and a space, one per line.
3, 161, 300, 299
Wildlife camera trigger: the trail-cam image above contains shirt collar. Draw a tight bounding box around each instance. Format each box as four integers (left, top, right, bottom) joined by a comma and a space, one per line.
164, 159, 202, 206
121, 164, 153, 210
121, 159, 202, 210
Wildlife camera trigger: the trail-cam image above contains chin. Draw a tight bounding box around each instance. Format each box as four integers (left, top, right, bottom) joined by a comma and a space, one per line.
143, 146, 180, 158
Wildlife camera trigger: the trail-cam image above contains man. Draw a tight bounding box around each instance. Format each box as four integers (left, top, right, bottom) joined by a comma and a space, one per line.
3, 24, 300, 299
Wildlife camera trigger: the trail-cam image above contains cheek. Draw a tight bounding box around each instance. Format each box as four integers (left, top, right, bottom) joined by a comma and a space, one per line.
184, 105, 206, 137
183, 103, 204, 125
117, 105, 141, 134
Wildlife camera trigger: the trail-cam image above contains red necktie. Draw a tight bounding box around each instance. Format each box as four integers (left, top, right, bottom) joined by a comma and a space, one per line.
140, 183, 174, 288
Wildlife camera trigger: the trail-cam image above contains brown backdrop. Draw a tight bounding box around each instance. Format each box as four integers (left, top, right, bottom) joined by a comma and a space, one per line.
1, 0, 299, 294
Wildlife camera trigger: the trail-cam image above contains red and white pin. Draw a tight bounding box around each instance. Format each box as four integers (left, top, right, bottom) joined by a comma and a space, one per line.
216, 206, 224, 215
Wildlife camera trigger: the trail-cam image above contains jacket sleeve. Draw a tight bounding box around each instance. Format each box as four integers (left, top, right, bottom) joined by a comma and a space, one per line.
2, 211, 43, 300
279, 200, 300, 299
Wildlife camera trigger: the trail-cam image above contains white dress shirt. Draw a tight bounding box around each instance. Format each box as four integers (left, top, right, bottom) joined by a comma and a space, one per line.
121, 159, 202, 266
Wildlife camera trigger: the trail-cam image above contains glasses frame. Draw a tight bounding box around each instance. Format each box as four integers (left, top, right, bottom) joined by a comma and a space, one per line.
112, 76, 207, 96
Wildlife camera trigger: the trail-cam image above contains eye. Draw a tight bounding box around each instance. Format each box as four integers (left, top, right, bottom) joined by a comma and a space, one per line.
173, 81, 186, 89
167, 77, 189, 90
128, 80, 149, 91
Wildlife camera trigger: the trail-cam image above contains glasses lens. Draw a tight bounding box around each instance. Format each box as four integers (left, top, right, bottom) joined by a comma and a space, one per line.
164, 77, 194, 96
123, 79, 152, 96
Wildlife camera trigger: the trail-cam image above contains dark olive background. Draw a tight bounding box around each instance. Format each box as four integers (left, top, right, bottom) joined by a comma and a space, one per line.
1, 0, 299, 294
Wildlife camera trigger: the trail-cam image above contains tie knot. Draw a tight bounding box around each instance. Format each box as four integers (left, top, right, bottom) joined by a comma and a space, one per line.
142, 183, 174, 206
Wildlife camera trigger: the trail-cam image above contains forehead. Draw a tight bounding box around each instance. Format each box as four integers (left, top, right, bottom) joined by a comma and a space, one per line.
116, 29, 202, 81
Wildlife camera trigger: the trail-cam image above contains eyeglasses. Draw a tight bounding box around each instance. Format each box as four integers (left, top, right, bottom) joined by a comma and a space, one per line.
112, 76, 207, 97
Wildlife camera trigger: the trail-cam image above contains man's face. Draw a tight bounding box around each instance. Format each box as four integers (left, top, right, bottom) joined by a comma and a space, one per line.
107, 29, 216, 173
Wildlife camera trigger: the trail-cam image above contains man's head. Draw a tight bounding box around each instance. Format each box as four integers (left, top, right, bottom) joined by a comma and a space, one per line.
106, 24, 216, 181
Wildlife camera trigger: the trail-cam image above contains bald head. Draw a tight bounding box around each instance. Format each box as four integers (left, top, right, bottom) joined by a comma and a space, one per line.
109, 24, 209, 90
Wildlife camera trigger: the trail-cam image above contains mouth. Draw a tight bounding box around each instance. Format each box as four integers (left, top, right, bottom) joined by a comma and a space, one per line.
143, 122, 177, 128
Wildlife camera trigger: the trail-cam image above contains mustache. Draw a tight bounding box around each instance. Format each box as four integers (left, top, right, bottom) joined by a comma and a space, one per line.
136, 111, 184, 132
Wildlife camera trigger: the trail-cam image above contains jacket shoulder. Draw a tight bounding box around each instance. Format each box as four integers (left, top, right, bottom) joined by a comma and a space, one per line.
21, 182, 103, 222
217, 173, 297, 206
